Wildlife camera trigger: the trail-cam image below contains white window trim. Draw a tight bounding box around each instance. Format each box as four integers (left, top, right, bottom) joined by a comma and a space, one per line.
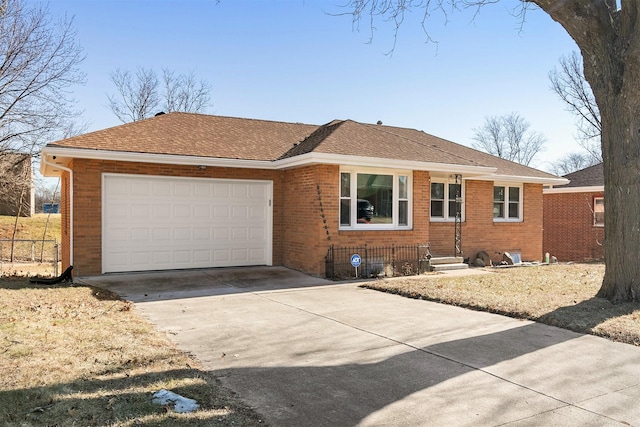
430, 178, 465, 223
594, 196, 605, 227
339, 167, 413, 231
493, 183, 523, 223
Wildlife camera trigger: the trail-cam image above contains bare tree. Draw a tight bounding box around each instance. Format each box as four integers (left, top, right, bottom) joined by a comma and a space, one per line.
550, 151, 600, 176
0, 0, 85, 155
107, 67, 160, 123
162, 68, 212, 114
0, 154, 31, 216
345, 0, 640, 303
107, 67, 212, 123
472, 112, 546, 166
549, 51, 602, 163
0, 0, 84, 260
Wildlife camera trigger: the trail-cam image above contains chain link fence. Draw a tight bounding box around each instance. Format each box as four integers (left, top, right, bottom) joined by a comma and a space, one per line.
0, 239, 60, 277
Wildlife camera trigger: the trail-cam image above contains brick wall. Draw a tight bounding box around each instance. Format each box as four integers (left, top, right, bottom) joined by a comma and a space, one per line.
543, 191, 604, 262
280, 167, 431, 276
65, 159, 547, 277
68, 159, 282, 276
430, 181, 544, 264
61, 170, 71, 269
279, 167, 433, 275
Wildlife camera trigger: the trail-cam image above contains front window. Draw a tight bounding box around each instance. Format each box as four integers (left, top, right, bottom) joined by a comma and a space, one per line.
339, 169, 411, 229
430, 180, 463, 221
494, 184, 522, 221
594, 197, 604, 226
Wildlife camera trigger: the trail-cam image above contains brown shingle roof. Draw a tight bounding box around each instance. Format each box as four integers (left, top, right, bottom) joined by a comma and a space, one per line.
282, 119, 558, 179
46, 112, 560, 180
49, 113, 317, 161
563, 162, 604, 187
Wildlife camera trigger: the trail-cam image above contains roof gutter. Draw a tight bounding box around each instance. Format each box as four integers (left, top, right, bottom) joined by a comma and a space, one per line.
40, 146, 565, 184
544, 185, 604, 194
41, 146, 274, 171
469, 174, 570, 186
273, 152, 498, 176
41, 154, 73, 268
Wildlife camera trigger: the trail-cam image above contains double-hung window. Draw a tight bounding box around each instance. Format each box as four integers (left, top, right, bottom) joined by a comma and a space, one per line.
493, 184, 522, 221
339, 169, 412, 230
594, 197, 604, 226
430, 180, 464, 221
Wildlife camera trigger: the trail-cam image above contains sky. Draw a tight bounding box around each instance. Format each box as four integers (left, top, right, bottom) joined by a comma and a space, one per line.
38, 0, 582, 174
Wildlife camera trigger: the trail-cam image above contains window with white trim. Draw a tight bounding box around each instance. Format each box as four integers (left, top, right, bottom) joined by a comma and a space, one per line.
339, 169, 412, 229
430, 179, 464, 221
594, 197, 604, 227
493, 184, 522, 221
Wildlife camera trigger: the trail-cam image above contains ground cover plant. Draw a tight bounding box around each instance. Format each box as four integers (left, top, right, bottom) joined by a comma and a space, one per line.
362, 263, 640, 346
0, 277, 265, 426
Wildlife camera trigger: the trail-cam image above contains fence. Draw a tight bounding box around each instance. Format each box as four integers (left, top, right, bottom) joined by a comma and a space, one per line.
325, 243, 432, 280
0, 239, 59, 264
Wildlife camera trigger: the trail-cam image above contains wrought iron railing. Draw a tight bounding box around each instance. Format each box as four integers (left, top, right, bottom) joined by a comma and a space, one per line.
325, 243, 432, 280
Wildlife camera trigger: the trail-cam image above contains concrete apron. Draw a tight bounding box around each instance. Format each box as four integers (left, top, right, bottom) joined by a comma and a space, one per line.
82, 266, 640, 427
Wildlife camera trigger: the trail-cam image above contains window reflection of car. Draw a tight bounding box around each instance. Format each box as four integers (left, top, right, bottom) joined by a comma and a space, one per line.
357, 199, 374, 223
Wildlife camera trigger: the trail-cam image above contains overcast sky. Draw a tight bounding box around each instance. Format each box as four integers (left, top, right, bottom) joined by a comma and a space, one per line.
40, 0, 582, 173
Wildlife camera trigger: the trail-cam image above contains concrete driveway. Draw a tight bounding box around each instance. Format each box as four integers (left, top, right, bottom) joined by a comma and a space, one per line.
83, 267, 640, 426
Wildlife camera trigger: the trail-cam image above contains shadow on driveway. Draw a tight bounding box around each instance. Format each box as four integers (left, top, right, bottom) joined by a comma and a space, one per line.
82, 266, 640, 426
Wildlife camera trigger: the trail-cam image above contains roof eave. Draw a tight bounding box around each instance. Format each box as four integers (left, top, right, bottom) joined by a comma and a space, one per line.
544, 185, 604, 194
274, 152, 497, 176
470, 174, 570, 185
40, 146, 277, 176
44, 147, 577, 184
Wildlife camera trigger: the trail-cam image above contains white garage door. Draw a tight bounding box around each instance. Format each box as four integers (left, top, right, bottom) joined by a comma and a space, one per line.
102, 174, 272, 273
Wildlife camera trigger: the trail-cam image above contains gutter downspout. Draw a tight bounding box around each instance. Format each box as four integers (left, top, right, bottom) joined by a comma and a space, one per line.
42, 155, 73, 267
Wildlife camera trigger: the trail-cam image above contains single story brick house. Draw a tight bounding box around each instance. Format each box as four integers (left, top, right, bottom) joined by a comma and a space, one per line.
40, 112, 566, 277
543, 162, 604, 262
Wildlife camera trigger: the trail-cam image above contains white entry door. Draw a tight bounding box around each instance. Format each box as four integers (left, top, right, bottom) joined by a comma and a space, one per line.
102, 174, 272, 273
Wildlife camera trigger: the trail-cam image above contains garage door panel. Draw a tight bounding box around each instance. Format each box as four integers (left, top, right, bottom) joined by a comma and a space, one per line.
103, 175, 272, 273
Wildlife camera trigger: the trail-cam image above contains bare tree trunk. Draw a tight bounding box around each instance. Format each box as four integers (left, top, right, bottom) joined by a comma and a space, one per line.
534, 0, 640, 303
596, 88, 640, 302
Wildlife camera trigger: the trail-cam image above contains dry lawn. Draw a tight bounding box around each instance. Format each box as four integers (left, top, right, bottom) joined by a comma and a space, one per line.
0, 214, 62, 277
0, 214, 61, 241
363, 263, 640, 346
0, 277, 265, 426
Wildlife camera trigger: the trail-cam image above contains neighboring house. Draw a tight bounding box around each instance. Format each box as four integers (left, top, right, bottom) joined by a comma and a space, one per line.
543, 163, 604, 262
39, 113, 567, 277
0, 152, 34, 217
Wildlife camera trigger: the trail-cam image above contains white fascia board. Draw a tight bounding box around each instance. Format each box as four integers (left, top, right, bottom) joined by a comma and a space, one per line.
41, 146, 500, 177
470, 174, 570, 186
544, 185, 604, 194
274, 152, 497, 176
41, 146, 275, 174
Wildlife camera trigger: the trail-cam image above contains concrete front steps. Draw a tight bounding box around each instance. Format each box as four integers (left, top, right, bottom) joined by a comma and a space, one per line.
429, 256, 468, 272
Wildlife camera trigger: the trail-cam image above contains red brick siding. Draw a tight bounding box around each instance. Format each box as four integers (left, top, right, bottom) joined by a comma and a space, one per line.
430, 181, 544, 264
61, 170, 71, 270
281, 167, 431, 276
543, 191, 604, 262
65, 159, 546, 277
69, 159, 283, 276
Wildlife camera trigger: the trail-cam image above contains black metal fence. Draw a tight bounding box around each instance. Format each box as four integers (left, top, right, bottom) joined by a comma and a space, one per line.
325, 243, 431, 280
